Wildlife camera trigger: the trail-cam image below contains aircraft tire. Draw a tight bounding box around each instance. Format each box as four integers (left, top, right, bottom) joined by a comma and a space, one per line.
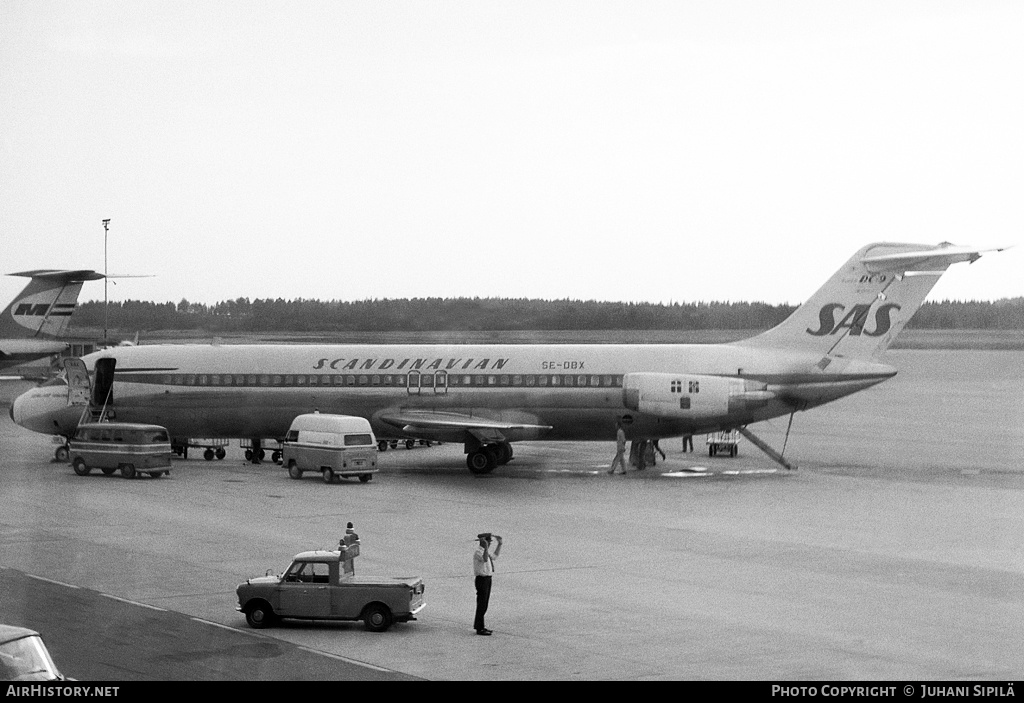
216, 447, 227, 460
406, 439, 415, 450
55, 445, 70, 463
72, 458, 90, 476
496, 442, 513, 465
377, 441, 388, 452
467, 449, 496, 474
120, 464, 136, 480
204, 448, 214, 461
101, 467, 117, 476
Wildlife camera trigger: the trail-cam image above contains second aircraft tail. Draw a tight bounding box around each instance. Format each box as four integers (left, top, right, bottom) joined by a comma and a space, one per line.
0, 269, 104, 339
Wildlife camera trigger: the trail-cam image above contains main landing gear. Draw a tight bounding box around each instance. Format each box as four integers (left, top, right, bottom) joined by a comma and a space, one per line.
466, 441, 513, 475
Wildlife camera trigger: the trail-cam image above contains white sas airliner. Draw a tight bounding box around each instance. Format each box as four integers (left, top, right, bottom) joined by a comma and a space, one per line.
10, 242, 1002, 472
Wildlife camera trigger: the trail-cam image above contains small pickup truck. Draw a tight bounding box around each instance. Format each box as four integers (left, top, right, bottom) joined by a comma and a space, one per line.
236, 528, 425, 632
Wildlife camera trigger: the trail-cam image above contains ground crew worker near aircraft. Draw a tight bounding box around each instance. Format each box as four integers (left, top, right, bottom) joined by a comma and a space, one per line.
608, 422, 627, 474
473, 533, 502, 635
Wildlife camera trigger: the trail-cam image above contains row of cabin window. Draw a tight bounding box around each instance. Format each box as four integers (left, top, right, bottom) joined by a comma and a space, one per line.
155, 373, 626, 389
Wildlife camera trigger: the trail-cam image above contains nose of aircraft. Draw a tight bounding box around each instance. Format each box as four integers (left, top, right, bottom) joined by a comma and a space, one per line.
10, 384, 74, 436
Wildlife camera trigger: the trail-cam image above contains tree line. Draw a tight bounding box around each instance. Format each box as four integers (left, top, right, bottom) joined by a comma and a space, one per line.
69, 296, 1024, 333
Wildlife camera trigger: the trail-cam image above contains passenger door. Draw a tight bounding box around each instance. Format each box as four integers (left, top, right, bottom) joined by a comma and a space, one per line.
278, 561, 331, 617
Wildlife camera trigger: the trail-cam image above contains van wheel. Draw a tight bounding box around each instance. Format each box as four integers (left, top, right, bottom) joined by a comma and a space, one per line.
322, 467, 335, 484
120, 464, 136, 479
359, 474, 372, 483
72, 458, 90, 476
363, 603, 393, 632
288, 461, 303, 480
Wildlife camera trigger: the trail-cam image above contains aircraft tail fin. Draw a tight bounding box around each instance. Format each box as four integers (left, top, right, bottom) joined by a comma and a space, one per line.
737, 242, 1006, 360
1, 269, 104, 339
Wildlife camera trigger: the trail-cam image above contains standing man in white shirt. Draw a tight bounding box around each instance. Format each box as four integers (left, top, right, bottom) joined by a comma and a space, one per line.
473, 532, 502, 635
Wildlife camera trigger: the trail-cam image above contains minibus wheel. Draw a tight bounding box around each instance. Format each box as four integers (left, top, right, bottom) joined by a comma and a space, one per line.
287, 462, 302, 480
72, 458, 90, 476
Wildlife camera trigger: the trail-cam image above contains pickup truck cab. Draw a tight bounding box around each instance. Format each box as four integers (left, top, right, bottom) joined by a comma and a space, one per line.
236, 528, 425, 632
282, 413, 378, 484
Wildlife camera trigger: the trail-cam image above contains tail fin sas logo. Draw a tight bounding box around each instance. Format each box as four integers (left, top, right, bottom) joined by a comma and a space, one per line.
806, 303, 901, 337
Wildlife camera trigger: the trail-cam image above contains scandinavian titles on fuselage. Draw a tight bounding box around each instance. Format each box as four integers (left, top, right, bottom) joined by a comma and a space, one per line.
312, 357, 510, 372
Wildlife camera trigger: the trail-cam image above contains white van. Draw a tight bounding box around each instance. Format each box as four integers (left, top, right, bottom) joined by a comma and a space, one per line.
282, 414, 379, 484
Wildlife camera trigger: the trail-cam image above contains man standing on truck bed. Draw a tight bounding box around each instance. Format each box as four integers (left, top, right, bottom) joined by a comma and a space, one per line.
473, 532, 502, 635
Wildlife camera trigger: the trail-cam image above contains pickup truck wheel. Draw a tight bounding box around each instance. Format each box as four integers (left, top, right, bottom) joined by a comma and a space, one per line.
72, 458, 90, 476
288, 461, 302, 480
363, 603, 393, 632
245, 601, 275, 629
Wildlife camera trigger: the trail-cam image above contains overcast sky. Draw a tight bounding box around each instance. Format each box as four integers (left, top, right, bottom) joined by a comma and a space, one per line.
2, 1, 1021, 310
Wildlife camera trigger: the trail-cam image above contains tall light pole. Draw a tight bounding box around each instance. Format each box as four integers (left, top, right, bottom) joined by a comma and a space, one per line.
102, 219, 110, 344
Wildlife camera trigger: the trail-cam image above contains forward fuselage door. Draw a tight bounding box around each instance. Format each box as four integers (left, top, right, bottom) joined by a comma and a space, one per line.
63, 358, 91, 407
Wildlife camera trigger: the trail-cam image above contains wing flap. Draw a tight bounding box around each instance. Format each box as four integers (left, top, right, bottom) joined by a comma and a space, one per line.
378, 410, 552, 434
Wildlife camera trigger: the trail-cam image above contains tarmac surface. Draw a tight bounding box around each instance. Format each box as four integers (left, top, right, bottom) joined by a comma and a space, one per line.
1, 348, 1023, 681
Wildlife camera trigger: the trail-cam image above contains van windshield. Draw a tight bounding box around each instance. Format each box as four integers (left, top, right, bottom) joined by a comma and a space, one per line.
344, 434, 373, 446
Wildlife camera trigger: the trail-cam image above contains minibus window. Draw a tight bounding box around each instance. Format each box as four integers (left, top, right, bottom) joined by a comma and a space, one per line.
344, 434, 373, 446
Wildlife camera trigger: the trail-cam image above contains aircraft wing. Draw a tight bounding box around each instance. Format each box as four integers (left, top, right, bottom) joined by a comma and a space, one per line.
378, 410, 552, 435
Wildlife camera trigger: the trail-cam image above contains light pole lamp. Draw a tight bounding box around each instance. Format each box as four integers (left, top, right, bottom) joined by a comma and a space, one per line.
102, 219, 110, 344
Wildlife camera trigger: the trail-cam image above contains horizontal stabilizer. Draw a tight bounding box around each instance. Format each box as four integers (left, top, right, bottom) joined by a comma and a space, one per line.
7, 269, 105, 282
861, 242, 1010, 273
